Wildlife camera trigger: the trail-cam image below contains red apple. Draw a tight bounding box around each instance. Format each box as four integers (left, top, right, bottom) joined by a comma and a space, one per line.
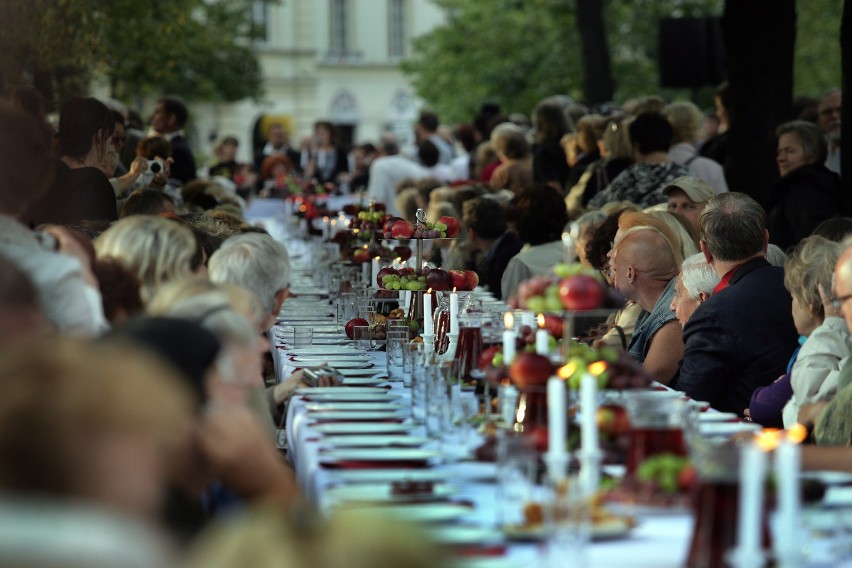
425, 268, 451, 291
508, 352, 552, 387
448, 270, 467, 290
394, 245, 412, 261
391, 220, 415, 239
479, 345, 501, 370
464, 270, 479, 291
344, 317, 369, 339
437, 215, 461, 238
399, 267, 416, 277
383, 217, 403, 233
352, 248, 371, 263
542, 314, 563, 339
558, 275, 605, 310
373, 202, 386, 212
678, 465, 697, 492
595, 404, 631, 436
376, 267, 398, 287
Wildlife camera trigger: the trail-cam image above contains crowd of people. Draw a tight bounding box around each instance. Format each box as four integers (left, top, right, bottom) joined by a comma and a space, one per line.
0, 81, 851, 565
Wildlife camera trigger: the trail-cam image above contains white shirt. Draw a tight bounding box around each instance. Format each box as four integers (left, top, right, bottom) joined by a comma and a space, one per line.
0, 215, 108, 335
668, 142, 729, 194
500, 240, 565, 301
366, 154, 430, 217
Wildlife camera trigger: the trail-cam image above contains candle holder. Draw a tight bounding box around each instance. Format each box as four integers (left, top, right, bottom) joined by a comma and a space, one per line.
421, 333, 436, 355
724, 547, 766, 568
438, 332, 459, 363
544, 451, 570, 483
577, 450, 602, 496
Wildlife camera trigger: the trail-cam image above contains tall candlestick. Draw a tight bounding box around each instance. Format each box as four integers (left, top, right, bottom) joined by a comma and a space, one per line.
361, 261, 370, 285
502, 312, 516, 364
423, 289, 433, 336
547, 377, 567, 459
535, 313, 549, 355
371, 257, 381, 288
774, 436, 801, 562
737, 441, 767, 558
580, 373, 599, 454
450, 288, 459, 335
501, 383, 519, 425
322, 216, 330, 239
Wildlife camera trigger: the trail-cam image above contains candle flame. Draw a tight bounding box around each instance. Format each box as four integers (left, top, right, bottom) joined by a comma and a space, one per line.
588, 361, 607, 376
537, 313, 545, 328
427, 288, 433, 294
323, 216, 329, 222
452, 287, 457, 293
754, 428, 782, 451
557, 362, 576, 379
374, 256, 381, 260
504, 312, 514, 329
786, 424, 807, 444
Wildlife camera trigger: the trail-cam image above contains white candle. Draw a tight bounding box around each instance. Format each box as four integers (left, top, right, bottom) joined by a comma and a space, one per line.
402, 290, 411, 316
501, 384, 519, 425
322, 216, 330, 239
774, 438, 801, 559
371, 257, 381, 288
535, 314, 548, 355
737, 441, 767, 556
423, 289, 433, 335
502, 312, 516, 365
580, 373, 599, 454
449, 288, 459, 335
361, 261, 370, 284
547, 377, 567, 458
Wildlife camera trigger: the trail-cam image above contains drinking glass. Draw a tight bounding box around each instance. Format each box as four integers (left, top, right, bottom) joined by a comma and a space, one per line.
386, 330, 408, 381
496, 429, 537, 530
402, 342, 424, 388
624, 391, 688, 477
353, 326, 372, 350
543, 474, 592, 568
358, 300, 378, 326
283, 326, 312, 348
455, 315, 483, 382
410, 350, 430, 424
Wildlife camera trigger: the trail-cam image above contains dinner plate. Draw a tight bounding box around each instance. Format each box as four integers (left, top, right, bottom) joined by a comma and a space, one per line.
312, 422, 415, 435
308, 410, 406, 422
504, 515, 635, 541
343, 503, 472, 523
697, 412, 740, 423
307, 402, 405, 412
800, 471, 852, 485
320, 435, 430, 448
699, 422, 761, 436
325, 482, 456, 503
340, 377, 387, 387
292, 354, 370, 362
428, 525, 504, 546
281, 347, 358, 356
331, 469, 447, 484
296, 387, 388, 395
322, 448, 439, 462
303, 393, 401, 402
293, 360, 373, 369
337, 368, 388, 377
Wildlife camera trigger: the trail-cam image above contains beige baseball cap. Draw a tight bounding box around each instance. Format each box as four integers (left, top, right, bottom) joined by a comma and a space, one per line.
662, 176, 715, 203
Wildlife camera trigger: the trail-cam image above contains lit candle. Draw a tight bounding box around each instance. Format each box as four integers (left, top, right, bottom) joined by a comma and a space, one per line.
502, 312, 516, 364
737, 432, 771, 558
361, 258, 370, 284
547, 376, 567, 459
423, 289, 434, 336
774, 425, 806, 561
371, 256, 381, 288
322, 216, 330, 239
450, 288, 459, 335
535, 313, 549, 355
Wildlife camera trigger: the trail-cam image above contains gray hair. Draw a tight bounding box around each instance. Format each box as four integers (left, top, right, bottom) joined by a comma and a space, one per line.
681, 253, 720, 299
765, 244, 787, 267
776, 120, 827, 165
208, 233, 290, 317
699, 192, 766, 262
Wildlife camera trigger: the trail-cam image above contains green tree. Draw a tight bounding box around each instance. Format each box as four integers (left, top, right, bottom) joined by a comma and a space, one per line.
0, 0, 267, 110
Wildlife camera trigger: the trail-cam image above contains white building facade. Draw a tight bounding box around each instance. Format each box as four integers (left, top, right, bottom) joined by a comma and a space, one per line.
191, 0, 446, 166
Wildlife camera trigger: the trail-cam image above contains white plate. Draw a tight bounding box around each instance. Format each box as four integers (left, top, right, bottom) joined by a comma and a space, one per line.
332, 469, 446, 484
309, 410, 407, 422
326, 482, 456, 504
344, 503, 472, 523
296, 387, 388, 395
303, 393, 401, 402
698, 412, 740, 422
313, 422, 415, 435
337, 368, 388, 377
282, 347, 358, 356
320, 435, 430, 448
699, 422, 761, 436
307, 402, 405, 412
292, 354, 369, 362
293, 360, 373, 369
321, 448, 440, 462
428, 525, 504, 546
340, 377, 387, 387
800, 471, 852, 485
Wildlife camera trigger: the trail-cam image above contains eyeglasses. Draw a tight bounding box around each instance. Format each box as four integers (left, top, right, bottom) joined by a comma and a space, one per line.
831, 293, 852, 311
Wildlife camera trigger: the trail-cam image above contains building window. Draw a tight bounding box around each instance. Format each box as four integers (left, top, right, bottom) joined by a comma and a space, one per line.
251, 1, 269, 43
330, 0, 349, 56
388, 0, 405, 59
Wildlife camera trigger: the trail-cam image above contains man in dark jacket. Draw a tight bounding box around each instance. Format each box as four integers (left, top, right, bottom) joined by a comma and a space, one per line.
673, 192, 799, 414
150, 96, 197, 185
462, 196, 522, 300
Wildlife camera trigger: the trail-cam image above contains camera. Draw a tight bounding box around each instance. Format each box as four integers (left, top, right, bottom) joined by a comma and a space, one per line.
147, 158, 165, 175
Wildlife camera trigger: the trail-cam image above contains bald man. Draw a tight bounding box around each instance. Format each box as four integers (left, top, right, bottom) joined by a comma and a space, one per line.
609, 226, 683, 384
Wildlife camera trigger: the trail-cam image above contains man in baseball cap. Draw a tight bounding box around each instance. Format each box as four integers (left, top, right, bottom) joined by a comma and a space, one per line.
663, 176, 716, 230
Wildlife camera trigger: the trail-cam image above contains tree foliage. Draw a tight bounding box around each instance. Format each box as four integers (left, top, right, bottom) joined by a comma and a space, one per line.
0, 0, 267, 110
403, 0, 840, 122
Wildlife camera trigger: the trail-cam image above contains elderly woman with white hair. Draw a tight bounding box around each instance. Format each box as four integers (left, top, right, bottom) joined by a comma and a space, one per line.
669, 253, 720, 328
